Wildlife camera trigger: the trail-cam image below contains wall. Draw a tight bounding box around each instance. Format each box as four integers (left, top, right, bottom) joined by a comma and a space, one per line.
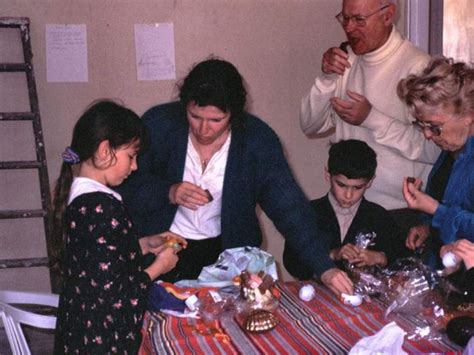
1, 0, 406, 291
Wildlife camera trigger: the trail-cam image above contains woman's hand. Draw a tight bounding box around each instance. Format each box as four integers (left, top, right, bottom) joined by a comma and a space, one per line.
169, 182, 211, 210
144, 247, 179, 280
140, 231, 187, 255
406, 224, 430, 250
441, 239, 474, 270
402, 177, 439, 214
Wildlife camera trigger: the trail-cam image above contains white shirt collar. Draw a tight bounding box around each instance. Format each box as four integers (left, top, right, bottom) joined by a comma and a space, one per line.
68, 177, 122, 205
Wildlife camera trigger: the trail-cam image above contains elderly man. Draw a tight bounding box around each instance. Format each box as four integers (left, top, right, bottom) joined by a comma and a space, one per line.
299, 0, 440, 238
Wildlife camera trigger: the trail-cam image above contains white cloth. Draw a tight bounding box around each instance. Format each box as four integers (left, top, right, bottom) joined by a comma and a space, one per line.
301, 26, 440, 210
68, 177, 122, 205
170, 132, 231, 240
349, 321, 408, 355
328, 191, 361, 242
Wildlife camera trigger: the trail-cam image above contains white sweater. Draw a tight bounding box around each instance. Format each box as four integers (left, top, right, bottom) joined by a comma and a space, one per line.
301, 26, 440, 210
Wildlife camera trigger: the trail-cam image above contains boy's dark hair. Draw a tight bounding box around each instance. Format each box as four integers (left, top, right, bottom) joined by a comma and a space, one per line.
178, 57, 247, 128
327, 139, 377, 180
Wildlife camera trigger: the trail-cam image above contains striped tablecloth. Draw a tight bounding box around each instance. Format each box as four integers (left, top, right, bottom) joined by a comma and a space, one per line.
140, 281, 462, 354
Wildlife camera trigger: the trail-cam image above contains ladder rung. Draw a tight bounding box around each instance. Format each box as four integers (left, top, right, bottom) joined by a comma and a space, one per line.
0, 209, 47, 219
0, 112, 35, 121
0, 257, 49, 269
0, 161, 43, 169
0, 17, 29, 28
0, 63, 30, 72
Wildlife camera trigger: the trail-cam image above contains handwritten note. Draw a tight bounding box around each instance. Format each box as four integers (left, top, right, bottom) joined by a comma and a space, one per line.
46, 24, 88, 83
134, 23, 176, 81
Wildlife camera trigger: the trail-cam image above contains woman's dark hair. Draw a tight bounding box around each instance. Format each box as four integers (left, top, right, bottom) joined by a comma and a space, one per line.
50, 99, 144, 272
178, 58, 248, 128
327, 139, 377, 180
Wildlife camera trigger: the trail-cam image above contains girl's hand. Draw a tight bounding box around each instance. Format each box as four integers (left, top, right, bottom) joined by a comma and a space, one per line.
402, 177, 439, 214
145, 247, 179, 280
140, 231, 187, 255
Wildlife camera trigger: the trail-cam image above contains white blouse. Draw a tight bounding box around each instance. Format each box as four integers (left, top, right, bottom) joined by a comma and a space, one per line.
169, 132, 231, 240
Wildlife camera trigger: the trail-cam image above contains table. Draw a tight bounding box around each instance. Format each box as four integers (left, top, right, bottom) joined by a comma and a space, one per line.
139, 282, 463, 354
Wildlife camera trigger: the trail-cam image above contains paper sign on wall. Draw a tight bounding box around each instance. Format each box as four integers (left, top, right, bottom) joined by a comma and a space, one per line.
46, 24, 88, 83
134, 23, 176, 81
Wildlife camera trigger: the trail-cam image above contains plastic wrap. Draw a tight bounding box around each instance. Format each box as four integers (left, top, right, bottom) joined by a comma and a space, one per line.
344, 255, 471, 341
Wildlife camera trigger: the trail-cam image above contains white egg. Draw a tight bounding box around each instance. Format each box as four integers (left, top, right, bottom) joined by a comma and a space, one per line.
442, 252, 460, 268
298, 284, 316, 302
341, 293, 362, 307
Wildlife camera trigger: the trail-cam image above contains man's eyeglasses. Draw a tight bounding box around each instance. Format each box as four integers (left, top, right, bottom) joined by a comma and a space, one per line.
412, 119, 444, 136
335, 5, 389, 27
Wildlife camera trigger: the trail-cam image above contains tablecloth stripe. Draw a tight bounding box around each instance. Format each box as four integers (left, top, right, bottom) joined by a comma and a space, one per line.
142, 282, 464, 354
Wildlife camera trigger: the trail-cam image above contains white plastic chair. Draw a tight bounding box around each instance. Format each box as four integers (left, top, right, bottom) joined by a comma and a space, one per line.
0, 290, 59, 355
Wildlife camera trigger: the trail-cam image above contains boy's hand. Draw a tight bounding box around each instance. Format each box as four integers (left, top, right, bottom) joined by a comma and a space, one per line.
320, 268, 354, 296
351, 250, 387, 267
333, 243, 360, 261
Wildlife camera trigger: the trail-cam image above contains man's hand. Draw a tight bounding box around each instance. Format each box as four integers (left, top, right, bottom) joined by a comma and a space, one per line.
330, 90, 372, 125
321, 47, 351, 75
320, 268, 353, 296
169, 181, 211, 210
406, 224, 430, 250
402, 177, 439, 215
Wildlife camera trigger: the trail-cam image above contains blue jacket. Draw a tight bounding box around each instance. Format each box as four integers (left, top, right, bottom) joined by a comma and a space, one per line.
426, 136, 474, 244
117, 102, 335, 276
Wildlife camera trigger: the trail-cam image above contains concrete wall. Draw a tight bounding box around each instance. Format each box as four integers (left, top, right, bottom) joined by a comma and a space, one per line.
0, 0, 407, 292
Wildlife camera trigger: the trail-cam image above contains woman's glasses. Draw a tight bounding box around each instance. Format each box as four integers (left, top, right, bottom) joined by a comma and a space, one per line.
335, 5, 389, 27
412, 120, 444, 136
412, 113, 458, 136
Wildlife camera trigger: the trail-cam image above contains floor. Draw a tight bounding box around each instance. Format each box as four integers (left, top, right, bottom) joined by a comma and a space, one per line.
0, 326, 55, 355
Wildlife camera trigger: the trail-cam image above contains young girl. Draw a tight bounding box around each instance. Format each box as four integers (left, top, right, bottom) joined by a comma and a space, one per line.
52, 100, 186, 354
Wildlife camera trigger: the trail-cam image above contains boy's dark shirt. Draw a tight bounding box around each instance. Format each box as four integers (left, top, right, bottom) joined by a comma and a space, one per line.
284, 195, 406, 280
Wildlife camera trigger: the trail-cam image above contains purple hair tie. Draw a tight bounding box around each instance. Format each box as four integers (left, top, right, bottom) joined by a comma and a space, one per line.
62, 147, 80, 164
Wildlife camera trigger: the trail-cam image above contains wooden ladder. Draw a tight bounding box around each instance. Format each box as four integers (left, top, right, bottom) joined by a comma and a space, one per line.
0, 17, 54, 288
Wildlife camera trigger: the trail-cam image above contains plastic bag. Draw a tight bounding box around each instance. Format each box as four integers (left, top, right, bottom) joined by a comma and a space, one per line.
177, 246, 278, 288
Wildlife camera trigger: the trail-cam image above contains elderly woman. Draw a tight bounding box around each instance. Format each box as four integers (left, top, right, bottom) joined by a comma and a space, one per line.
117, 58, 353, 295
397, 57, 474, 253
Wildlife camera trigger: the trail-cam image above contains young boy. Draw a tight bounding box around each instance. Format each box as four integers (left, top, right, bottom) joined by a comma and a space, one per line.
284, 139, 405, 280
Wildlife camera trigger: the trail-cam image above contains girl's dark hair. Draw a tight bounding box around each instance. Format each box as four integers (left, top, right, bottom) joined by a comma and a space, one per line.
178, 58, 248, 128
50, 99, 144, 272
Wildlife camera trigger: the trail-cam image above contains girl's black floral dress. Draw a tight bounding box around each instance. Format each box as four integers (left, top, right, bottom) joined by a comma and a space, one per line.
54, 192, 151, 354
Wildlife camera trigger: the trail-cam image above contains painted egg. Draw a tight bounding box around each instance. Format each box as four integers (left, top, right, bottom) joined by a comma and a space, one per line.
341, 293, 363, 307
298, 284, 316, 302
442, 252, 460, 268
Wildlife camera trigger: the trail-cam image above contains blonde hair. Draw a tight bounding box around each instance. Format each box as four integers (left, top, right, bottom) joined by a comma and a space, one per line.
397, 57, 474, 118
